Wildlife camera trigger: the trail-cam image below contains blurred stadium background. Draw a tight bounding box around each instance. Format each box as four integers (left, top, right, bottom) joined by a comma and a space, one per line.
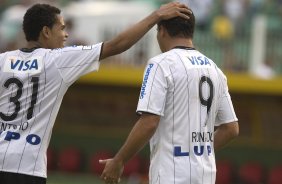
1, 0, 282, 183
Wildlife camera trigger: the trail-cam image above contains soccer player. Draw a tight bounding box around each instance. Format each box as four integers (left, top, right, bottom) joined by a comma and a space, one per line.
100, 10, 239, 184
0, 3, 190, 184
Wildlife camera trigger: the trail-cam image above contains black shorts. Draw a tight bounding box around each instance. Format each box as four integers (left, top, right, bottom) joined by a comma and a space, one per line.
0, 171, 46, 184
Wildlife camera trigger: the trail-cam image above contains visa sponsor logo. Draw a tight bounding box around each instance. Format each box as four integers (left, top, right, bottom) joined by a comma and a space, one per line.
3, 57, 42, 74
139, 63, 154, 99
188, 56, 211, 66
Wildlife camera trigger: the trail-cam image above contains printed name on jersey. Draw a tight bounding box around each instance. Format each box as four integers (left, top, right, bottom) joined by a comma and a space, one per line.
139, 63, 154, 99
174, 131, 213, 157
0, 121, 41, 145
192, 131, 213, 142
3, 56, 42, 74
0, 121, 29, 132
188, 56, 211, 66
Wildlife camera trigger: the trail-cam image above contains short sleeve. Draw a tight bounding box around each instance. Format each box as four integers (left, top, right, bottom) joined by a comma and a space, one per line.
53, 43, 103, 84
215, 73, 238, 126
136, 60, 167, 116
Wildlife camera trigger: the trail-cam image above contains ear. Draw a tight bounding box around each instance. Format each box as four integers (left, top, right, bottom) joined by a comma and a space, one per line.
158, 25, 167, 38
42, 26, 51, 39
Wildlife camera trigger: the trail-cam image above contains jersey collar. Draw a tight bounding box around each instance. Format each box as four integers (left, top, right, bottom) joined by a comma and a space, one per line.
173, 46, 196, 50
20, 47, 41, 53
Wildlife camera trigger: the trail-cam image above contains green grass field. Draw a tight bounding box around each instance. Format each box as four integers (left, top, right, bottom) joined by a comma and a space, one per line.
48, 173, 99, 184
48, 172, 141, 184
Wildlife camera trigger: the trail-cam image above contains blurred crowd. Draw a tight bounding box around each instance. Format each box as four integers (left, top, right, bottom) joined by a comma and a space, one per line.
0, 0, 59, 52
0, 0, 281, 75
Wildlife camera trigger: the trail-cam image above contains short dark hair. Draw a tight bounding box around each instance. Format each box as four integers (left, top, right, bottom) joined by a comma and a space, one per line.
157, 11, 195, 38
23, 4, 61, 41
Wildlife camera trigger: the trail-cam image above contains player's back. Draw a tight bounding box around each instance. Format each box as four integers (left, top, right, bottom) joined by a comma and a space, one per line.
0, 48, 68, 177
0, 44, 102, 177
147, 47, 229, 184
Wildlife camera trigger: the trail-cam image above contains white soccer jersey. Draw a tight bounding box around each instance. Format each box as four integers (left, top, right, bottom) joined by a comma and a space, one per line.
0, 43, 102, 178
137, 47, 238, 184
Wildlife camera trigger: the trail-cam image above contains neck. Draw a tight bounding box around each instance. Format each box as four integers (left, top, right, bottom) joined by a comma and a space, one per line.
165, 38, 194, 52
25, 41, 44, 49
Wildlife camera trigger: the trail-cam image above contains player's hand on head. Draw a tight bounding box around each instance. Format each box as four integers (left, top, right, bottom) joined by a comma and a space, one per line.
157, 2, 192, 21
99, 159, 124, 184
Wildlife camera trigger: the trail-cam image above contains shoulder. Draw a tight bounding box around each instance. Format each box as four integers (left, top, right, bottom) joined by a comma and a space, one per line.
53, 44, 102, 52
49, 45, 79, 54
49, 44, 102, 56
217, 67, 227, 81
0, 49, 19, 55
145, 52, 176, 78
0, 50, 20, 61
148, 51, 175, 65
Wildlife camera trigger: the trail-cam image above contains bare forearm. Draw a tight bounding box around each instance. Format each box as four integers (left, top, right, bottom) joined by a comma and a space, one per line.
100, 114, 159, 183
114, 121, 155, 164
114, 117, 158, 164
99, 2, 191, 60
214, 122, 239, 151
105, 12, 159, 57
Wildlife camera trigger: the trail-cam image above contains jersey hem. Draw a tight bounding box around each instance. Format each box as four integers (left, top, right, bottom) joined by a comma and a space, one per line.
136, 109, 164, 116
215, 118, 238, 126
0, 169, 47, 178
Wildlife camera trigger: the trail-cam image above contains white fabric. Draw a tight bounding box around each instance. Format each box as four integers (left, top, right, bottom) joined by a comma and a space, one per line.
0, 43, 102, 178
137, 48, 238, 184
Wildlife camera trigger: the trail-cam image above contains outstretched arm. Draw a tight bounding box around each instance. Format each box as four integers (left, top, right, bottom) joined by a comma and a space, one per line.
99, 2, 191, 60
214, 121, 239, 151
99, 113, 160, 183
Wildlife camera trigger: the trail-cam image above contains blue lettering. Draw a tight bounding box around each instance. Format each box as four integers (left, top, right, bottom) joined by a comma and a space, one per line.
174, 146, 189, 156
207, 145, 212, 156
205, 57, 211, 65
0, 131, 41, 146
10, 59, 39, 71
139, 64, 154, 99
23, 60, 30, 71
188, 56, 196, 65
18, 61, 24, 70
173, 145, 212, 157
29, 59, 38, 70
194, 145, 204, 156
11, 60, 21, 69
188, 56, 211, 66
195, 56, 199, 64
26, 134, 41, 145
5, 131, 20, 141
198, 56, 204, 65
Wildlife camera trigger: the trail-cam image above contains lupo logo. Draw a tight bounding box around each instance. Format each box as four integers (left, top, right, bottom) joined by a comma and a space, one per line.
139, 63, 154, 99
